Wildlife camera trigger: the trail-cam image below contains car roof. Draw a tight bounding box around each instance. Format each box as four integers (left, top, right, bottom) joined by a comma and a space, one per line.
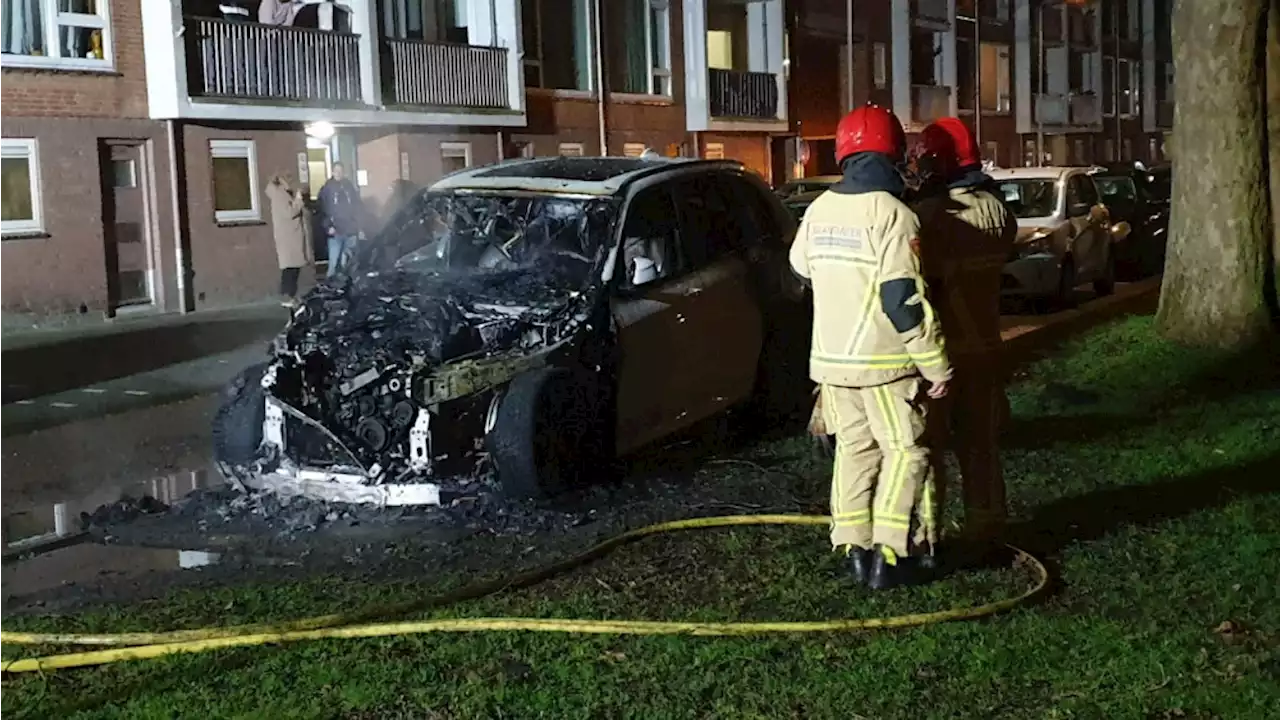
430, 156, 747, 196
782, 175, 840, 185
989, 166, 1084, 181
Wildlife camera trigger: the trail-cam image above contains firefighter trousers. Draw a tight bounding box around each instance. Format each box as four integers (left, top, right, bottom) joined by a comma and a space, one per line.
822, 377, 931, 556
923, 364, 1008, 546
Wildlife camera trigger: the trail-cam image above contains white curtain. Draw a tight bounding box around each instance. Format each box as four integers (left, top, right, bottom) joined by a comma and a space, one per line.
2, 0, 44, 55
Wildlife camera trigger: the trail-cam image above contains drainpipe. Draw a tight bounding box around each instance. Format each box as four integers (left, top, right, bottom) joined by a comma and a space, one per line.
1112, 0, 1121, 160
593, 0, 609, 156
845, 0, 854, 111
165, 119, 194, 314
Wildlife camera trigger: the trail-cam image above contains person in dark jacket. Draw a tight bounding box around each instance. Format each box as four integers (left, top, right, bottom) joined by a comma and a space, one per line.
316, 162, 365, 277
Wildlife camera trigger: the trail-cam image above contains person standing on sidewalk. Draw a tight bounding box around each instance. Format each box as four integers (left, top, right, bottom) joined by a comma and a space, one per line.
316, 162, 365, 277
911, 117, 1018, 549
265, 174, 312, 307
790, 104, 952, 590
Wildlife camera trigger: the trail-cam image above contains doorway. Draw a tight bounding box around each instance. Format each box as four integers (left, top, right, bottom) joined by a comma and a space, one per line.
100, 141, 155, 314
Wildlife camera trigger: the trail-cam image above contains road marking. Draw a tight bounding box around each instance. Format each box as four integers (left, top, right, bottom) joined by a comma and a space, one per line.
123, 390, 151, 396
81, 388, 107, 394
49, 402, 78, 408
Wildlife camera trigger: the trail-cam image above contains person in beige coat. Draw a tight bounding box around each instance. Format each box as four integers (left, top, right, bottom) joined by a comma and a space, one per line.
266, 173, 313, 307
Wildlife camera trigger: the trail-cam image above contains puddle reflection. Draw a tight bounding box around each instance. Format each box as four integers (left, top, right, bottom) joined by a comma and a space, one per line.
1, 468, 230, 601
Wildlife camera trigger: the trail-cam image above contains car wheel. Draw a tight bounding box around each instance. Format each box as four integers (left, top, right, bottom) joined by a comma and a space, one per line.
488, 367, 601, 499
1093, 247, 1116, 297
212, 363, 267, 484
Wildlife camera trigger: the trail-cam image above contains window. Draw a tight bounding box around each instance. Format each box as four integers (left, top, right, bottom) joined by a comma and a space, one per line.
909, 29, 942, 86
209, 140, 259, 224
523, 0, 593, 91
383, 0, 468, 43
873, 42, 887, 89
1, 0, 112, 69
1093, 175, 1137, 205
1074, 50, 1099, 95
1, 138, 43, 236
957, 36, 975, 111
980, 0, 1010, 23
1102, 55, 1115, 115
726, 174, 781, 241
606, 0, 670, 96
703, 142, 725, 160
558, 142, 584, 157
1125, 0, 1140, 41
111, 158, 136, 188
979, 43, 1011, 112
672, 174, 749, 267
622, 143, 646, 158
1118, 58, 1138, 116
619, 185, 680, 288
984, 141, 999, 165
440, 141, 472, 175
1066, 174, 1097, 214
1122, 137, 1133, 161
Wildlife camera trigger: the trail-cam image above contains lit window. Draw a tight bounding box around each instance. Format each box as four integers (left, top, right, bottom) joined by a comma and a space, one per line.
210, 140, 260, 224
623, 143, 646, 158
441, 141, 472, 175
979, 43, 1012, 113
558, 142, 585, 157
704, 142, 725, 160
1, 138, 43, 236
0, 0, 113, 70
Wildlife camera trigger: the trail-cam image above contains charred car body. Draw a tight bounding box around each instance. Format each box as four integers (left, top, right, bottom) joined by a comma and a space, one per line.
214, 157, 806, 504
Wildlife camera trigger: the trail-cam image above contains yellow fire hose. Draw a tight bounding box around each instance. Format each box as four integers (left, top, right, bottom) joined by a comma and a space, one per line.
1, 515, 1048, 674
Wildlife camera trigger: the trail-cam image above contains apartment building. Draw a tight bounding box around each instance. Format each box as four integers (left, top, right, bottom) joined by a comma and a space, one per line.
1, 0, 789, 319
782, 0, 1172, 179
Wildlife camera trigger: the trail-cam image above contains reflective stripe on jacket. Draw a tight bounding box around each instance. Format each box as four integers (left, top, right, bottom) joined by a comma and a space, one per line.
790, 189, 952, 388
913, 186, 1017, 360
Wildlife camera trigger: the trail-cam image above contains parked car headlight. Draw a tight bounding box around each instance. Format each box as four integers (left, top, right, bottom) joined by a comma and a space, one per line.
1011, 229, 1053, 260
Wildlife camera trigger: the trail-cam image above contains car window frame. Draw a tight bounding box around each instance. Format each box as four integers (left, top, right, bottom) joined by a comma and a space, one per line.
1066, 174, 1098, 217
615, 180, 686, 293
669, 171, 752, 271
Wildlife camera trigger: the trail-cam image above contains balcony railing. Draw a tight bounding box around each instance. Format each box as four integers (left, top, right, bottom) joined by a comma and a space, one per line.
1156, 100, 1174, 128
911, 85, 952, 124
383, 40, 509, 108
185, 17, 362, 103
1069, 93, 1099, 125
1036, 92, 1068, 125
708, 69, 779, 120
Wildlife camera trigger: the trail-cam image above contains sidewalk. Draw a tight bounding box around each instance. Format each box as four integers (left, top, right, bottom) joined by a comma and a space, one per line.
1, 302, 290, 406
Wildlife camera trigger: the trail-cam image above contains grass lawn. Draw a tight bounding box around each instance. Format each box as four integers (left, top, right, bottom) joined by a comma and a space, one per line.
4, 316, 1280, 719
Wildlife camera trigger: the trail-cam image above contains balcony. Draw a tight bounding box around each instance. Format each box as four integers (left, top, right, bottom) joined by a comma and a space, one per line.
914, 0, 951, 29
911, 85, 952, 124
708, 69, 779, 121
1035, 92, 1068, 125
1069, 93, 1099, 125
1041, 10, 1065, 44
1156, 101, 1174, 128
1067, 11, 1096, 47
382, 40, 510, 109
185, 17, 362, 104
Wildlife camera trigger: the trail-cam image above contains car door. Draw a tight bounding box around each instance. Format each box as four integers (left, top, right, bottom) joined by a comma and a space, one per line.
663, 172, 765, 424
1065, 173, 1108, 281
610, 182, 705, 454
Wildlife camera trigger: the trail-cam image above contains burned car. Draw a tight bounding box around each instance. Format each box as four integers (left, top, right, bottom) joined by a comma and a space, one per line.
213, 157, 807, 504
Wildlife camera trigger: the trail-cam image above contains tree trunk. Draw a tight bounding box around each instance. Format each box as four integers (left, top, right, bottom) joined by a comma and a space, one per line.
1155, 0, 1274, 348
1267, 0, 1280, 317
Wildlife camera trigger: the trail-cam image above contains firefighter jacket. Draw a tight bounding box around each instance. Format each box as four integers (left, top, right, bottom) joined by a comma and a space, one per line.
790, 154, 952, 389
912, 170, 1017, 362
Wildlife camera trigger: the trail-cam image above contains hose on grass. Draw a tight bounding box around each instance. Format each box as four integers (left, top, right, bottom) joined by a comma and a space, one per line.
0, 514, 1049, 674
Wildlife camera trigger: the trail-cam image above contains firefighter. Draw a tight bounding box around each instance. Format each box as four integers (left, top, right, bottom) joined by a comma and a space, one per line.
911, 117, 1018, 550
789, 104, 952, 590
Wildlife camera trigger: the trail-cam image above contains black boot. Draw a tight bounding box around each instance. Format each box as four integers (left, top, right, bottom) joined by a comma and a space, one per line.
868, 545, 918, 590
847, 546, 873, 586
917, 552, 940, 574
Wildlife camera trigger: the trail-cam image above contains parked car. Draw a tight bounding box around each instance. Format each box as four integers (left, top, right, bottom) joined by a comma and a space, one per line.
1088, 164, 1170, 278
774, 175, 840, 199
781, 189, 825, 222
213, 157, 808, 504
991, 167, 1130, 304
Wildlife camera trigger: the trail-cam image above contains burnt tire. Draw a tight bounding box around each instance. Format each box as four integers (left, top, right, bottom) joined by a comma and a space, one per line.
212, 363, 267, 484
488, 367, 602, 500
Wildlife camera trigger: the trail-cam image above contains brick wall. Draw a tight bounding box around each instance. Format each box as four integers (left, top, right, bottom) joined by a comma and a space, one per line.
0, 118, 176, 316
0, 0, 148, 119
182, 124, 305, 308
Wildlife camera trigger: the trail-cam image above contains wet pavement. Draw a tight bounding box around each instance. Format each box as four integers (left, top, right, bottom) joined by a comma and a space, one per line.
0, 279, 1158, 608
